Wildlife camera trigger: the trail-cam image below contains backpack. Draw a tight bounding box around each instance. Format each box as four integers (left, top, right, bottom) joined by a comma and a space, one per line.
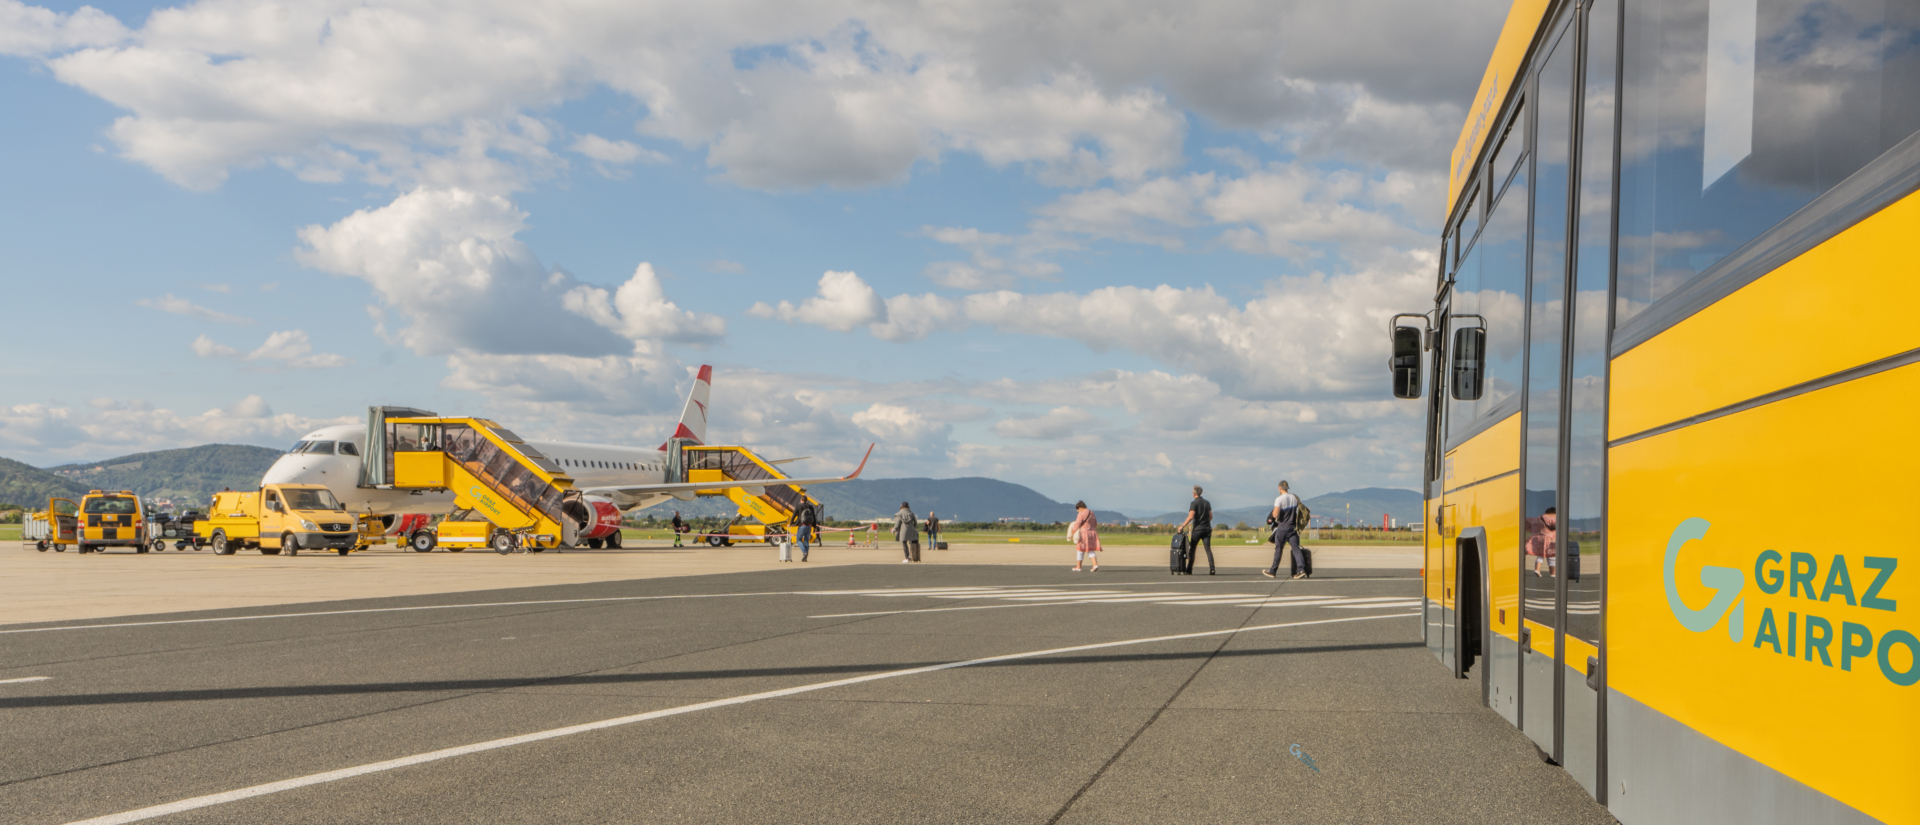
1293, 501, 1312, 530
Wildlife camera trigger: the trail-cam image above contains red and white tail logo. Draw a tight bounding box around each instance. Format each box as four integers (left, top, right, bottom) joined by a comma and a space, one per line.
660, 365, 712, 449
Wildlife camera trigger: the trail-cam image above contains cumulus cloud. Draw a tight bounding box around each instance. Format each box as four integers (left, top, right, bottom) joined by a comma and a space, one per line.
296, 187, 717, 358
992, 406, 1096, 440
749, 270, 887, 332
0, 0, 125, 57
569, 134, 668, 178
190, 330, 352, 370
136, 293, 253, 325
0, 397, 355, 466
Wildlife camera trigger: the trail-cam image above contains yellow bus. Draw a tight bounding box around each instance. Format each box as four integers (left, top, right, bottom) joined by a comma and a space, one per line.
1391, 0, 1917, 822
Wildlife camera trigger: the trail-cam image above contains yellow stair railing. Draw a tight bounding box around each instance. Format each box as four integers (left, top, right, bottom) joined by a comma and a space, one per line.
382, 417, 574, 549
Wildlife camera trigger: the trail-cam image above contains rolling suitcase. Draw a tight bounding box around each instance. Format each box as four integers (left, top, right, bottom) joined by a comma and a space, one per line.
1295, 546, 1313, 577
778, 541, 793, 562
1170, 533, 1188, 575
936, 542, 948, 550
909, 540, 922, 562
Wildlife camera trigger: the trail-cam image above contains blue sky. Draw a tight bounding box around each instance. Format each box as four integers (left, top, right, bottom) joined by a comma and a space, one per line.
0, 0, 1506, 512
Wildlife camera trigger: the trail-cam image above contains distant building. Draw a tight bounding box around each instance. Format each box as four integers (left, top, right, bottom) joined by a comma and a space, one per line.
996, 517, 1032, 523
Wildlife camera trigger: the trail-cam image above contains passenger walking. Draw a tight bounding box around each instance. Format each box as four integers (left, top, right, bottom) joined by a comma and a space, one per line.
1265, 481, 1305, 579
1069, 502, 1100, 572
893, 502, 920, 563
925, 511, 941, 551
1526, 507, 1558, 577
794, 500, 818, 563
671, 511, 686, 547
1173, 485, 1215, 575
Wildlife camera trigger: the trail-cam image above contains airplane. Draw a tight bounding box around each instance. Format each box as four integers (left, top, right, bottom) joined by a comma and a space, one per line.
259, 365, 868, 545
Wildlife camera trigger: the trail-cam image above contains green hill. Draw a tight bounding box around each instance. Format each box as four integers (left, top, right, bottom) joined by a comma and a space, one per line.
0, 455, 88, 510
42, 445, 285, 508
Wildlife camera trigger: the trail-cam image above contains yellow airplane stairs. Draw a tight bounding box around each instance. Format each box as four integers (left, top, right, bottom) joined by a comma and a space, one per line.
374, 416, 574, 551
683, 445, 821, 545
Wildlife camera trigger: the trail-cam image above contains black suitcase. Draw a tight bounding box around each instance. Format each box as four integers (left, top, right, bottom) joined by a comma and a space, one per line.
1170, 533, 1188, 575
909, 540, 922, 562
1296, 546, 1313, 577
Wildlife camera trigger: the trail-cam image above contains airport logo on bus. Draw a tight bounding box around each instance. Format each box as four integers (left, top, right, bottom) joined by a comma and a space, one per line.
470, 486, 503, 517
1665, 518, 1915, 687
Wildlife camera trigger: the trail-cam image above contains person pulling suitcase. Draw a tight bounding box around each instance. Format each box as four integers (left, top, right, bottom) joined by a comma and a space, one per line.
1173, 485, 1216, 575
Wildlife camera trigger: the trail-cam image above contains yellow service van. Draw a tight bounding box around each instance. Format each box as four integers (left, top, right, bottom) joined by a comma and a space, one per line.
197, 484, 360, 556
77, 490, 148, 554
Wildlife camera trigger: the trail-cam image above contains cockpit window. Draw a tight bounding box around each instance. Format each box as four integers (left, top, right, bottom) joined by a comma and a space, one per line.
336, 443, 360, 456
302, 441, 337, 455
288, 441, 312, 454
283, 488, 344, 511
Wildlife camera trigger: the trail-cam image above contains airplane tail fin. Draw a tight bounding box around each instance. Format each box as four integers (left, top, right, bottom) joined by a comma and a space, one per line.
670, 365, 712, 446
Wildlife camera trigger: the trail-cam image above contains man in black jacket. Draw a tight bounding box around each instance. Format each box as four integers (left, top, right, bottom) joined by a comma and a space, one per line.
1174, 485, 1216, 575
794, 501, 818, 562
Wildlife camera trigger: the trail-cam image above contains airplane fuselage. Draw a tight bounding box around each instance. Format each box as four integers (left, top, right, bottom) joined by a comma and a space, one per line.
261, 424, 678, 515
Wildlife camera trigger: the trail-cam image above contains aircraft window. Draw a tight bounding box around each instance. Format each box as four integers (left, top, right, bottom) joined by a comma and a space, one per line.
303, 441, 337, 455
287, 441, 312, 454
337, 443, 359, 456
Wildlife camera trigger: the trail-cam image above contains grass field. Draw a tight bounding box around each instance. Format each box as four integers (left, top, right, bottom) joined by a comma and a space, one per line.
0, 524, 19, 542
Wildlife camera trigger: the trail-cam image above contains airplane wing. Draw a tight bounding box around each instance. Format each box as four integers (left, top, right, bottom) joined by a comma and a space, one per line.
573, 445, 871, 501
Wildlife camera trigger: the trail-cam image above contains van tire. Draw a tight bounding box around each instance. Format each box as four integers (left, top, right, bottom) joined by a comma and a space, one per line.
212, 531, 232, 555
410, 531, 435, 552
283, 533, 299, 556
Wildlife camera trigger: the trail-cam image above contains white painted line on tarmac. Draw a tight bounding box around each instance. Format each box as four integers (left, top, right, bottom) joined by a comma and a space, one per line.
58, 612, 1417, 825
0, 676, 52, 684
0, 593, 787, 635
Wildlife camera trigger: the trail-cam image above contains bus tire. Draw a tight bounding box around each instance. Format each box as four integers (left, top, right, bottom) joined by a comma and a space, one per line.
410, 531, 435, 553
283, 533, 299, 556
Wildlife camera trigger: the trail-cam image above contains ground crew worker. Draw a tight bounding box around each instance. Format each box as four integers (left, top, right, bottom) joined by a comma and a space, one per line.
671, 511, 686, 547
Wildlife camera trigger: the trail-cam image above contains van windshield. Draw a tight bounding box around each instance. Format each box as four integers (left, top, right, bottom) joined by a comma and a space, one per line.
84, 496, 137, 515
283, 489, 344, 511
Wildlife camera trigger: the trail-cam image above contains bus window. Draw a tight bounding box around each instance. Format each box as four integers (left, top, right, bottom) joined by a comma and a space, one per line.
1447, 167, 1526, 445
1616, 0, 1920, 326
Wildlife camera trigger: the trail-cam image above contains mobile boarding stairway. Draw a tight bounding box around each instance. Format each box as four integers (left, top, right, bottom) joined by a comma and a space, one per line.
680, 445, 822, 546
365, 413, 575, 552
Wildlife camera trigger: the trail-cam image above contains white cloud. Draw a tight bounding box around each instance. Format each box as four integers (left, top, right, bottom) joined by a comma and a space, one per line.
991, 406, 1096, 440
190, 330, 352, 370
749, 270, 887, 332
0, 397, 355, 466
569, 134, 668, 178
136, 293, 253, 325
0, 0, 126, 57
296, 187, 666, 358
561, 263, 726, 345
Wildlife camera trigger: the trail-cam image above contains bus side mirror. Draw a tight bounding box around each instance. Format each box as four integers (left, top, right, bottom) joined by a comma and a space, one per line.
1451, 328, 1486, 400
1391, 326, 1424, 399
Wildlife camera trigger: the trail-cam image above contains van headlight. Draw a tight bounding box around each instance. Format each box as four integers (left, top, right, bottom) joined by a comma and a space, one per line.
299, 519, 318, 531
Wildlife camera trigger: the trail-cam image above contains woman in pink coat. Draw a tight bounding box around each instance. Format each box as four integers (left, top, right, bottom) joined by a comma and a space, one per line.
1069, 501, 1100, 572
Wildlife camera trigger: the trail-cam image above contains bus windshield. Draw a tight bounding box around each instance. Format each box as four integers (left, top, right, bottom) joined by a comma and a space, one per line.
282, 489, 344, 511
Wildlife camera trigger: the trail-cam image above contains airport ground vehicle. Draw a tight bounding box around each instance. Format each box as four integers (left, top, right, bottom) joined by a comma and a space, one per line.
196, 484, 362, 556
75, 491, 148, 553
24, 497, 78, 552
1391, 2, 1918, 822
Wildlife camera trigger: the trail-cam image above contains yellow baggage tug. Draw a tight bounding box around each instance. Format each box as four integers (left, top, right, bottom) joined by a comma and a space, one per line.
1391, 1, 1918, 823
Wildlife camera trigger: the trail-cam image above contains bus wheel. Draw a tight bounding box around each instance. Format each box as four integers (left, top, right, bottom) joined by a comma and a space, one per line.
410, 531, 435, 553
282, 533, 299, 556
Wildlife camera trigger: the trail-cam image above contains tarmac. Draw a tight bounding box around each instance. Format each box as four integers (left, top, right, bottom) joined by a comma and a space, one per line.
0, 543, 1616, 824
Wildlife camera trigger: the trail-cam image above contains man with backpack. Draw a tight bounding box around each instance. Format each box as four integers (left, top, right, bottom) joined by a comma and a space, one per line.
794, 501, 818, 562
1264, 481, 1309, 579
1173, 485, 1216, 575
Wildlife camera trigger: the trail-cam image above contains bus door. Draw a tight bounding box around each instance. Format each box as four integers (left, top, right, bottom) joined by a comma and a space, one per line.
1518, 0, 1616, 801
